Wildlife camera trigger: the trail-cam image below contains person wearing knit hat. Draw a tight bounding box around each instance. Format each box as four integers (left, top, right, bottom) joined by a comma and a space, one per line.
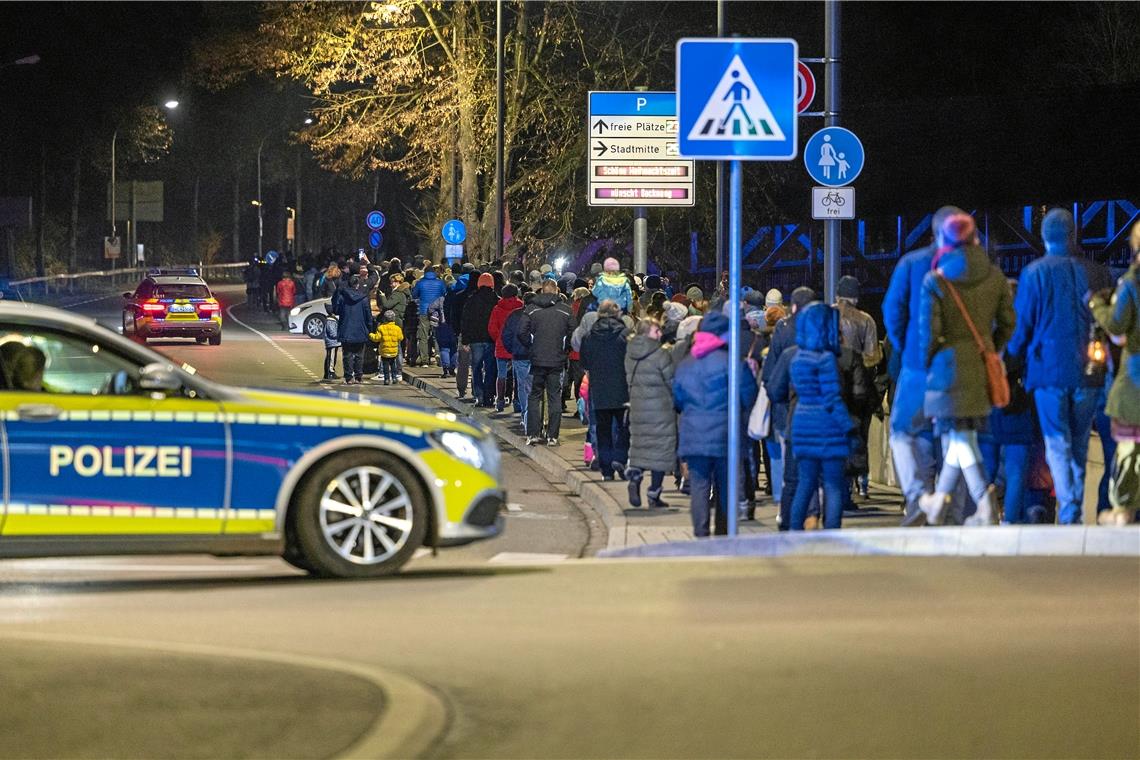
662, 300, 688, 325
460, 272, 502, 407
369, 308, 405, 385
765, 288, 784, 308
833, 272, 881, 501
743, 290, 765, 309
592, 257, 633, 313
672, 306, 758, 537
590, 262, 604, 276
908, 206, 1014, 528
887, 205, 966, 526
1004, 206, 1113, 526
540, 263, 553, 275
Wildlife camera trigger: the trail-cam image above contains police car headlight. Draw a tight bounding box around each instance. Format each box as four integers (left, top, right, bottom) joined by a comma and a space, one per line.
431, 430, 484, 470
290, 306, 302, 316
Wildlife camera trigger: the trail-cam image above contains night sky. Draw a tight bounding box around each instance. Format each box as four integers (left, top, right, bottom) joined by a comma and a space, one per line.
2, 1, 1137, 267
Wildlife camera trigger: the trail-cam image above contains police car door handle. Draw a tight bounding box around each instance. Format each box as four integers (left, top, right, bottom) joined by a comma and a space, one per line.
16, 403, 61, 421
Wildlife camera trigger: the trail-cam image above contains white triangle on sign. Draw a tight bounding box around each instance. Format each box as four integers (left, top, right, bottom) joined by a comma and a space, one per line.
686, 54, 786, 142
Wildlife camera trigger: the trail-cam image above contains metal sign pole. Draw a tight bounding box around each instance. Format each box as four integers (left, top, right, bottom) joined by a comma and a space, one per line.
823, 0, 841, 303
714, 0, 725, 286
726, 158, 742, 537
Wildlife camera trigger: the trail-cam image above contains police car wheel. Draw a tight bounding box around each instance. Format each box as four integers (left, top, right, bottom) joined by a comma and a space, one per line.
208, 334, 221, 346
293, 451, 427, 577
304, 314, 326, 339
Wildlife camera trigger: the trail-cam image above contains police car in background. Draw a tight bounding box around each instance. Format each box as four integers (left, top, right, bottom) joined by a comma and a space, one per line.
0, 301, 504, 577
122, 268, 223, 345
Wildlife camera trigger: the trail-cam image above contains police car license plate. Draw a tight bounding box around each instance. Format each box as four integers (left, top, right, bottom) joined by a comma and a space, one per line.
170, 304, 194, 313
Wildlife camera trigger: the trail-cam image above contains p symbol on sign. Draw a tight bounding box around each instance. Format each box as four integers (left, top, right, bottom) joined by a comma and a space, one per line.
636, 97, 647, 111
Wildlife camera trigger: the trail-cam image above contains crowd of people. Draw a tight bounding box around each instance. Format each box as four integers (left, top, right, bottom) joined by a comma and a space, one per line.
249, 207, 1140, 536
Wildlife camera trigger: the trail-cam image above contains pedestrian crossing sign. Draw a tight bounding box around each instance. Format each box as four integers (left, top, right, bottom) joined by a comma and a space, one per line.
677, 38, 798, 161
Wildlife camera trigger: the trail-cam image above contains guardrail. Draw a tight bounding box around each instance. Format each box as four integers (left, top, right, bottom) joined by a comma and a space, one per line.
5, 262, 247, 300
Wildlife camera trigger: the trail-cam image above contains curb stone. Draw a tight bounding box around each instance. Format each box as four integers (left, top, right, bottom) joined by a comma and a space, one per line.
599, 525, 1140, 559
402, 368, 630, 545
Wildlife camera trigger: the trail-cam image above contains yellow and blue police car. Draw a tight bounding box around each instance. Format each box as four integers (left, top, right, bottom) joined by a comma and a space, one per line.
0, 301, 504, 577
122, 269, 223, 345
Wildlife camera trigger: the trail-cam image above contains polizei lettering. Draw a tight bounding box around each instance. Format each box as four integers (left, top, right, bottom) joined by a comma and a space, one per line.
49, 445, 193, 478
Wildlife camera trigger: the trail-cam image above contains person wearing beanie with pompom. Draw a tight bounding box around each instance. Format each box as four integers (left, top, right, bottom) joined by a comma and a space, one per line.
591, 257, 633, 313
908, 212, 1014, 527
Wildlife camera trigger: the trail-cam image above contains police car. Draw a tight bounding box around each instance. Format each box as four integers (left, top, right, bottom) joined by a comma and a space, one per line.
122, 268, 223, 345
0, 301, 504, 577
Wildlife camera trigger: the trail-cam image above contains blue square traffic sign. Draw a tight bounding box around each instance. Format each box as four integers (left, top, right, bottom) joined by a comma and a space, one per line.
676, 38, 798, 161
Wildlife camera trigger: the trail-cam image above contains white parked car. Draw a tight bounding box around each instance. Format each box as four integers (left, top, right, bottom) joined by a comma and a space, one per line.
288, 297, 332, 338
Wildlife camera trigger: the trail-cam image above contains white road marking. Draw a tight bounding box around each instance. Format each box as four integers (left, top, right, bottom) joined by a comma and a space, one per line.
506, 502, 524, 512
2, 560, 265, 573
225, 302, 321, 382
64, 293, 121, 308
488, 552, 568, 565
412, 547, 433, 559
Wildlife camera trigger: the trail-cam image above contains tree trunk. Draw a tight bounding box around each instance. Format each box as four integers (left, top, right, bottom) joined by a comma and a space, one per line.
313, 180, 322, 255
278, 182, 288, 252
232, 169, 241, 261
69, 150, 81, 274
455, 0, 483, 260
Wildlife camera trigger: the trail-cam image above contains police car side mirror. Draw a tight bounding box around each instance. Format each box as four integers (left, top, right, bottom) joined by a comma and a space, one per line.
122, 292, 132, 299
138, 363, 182, 393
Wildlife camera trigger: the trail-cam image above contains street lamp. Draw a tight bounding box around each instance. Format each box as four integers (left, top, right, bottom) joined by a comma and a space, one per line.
109, 99, 179, 266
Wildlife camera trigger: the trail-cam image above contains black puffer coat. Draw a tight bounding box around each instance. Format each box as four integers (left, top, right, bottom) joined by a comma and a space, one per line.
625, 334, 677, 473
580, 316, 629, 410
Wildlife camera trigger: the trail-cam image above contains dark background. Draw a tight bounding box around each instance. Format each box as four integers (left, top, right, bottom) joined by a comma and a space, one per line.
1, 1, 1137, 278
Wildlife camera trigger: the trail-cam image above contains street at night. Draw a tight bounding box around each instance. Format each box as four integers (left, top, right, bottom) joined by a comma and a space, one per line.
2, 2, 1140, 758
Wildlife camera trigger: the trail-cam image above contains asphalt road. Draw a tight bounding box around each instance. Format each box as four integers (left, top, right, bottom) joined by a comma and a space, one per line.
0, 288, 1134, 759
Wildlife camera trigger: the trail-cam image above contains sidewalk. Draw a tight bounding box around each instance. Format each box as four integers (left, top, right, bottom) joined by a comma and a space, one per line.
400, 365, 906, 551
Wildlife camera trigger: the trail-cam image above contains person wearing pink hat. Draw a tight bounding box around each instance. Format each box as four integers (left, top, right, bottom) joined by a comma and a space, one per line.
591, 257, 633, 313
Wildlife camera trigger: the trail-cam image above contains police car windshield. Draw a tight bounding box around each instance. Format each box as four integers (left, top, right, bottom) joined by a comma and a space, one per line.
155, 283, 210, 299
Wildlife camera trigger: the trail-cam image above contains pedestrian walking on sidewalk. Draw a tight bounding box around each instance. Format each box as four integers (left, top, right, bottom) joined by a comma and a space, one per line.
673, 311, 758, 537
369, 310, 404, 386
625, 317, 676, 508
461, 273, 500, 407
1006, 208, 1114, 525
910, 212, 1015, 526
580, 300, 631, 481
1090, 220, 1140, 525
785, 303, 853, 530
519, 279, 573, 445
488, 284, 525, 411
275, 272, 297, 330
886, 206, 962, 525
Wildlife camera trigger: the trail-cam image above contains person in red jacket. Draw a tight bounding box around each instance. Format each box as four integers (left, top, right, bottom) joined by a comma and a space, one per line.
488, 283, 525, 412
275, 272, 297, 329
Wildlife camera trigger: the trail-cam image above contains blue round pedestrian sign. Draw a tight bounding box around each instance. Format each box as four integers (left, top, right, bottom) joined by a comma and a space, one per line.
804, 127, 865, 187
441, 219, 466, 244
366, 210, 386, 231
265, 249, 279, 265
369, 231, 383, 250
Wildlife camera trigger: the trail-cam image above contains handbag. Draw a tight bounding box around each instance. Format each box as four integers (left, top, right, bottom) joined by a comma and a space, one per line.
747, 383, 771, 440
935, 271, 1011, 409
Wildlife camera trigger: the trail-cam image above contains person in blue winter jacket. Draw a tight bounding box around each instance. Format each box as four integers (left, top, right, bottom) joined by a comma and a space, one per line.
785, 302, 854, 530
1005, 208, 1114, 525
591, 257, 633, 313
885, 205, 962, 525
673, 311, 758, 538
412, 269, 448, 363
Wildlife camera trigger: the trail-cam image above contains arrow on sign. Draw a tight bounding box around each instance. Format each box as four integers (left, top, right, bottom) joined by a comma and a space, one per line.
592, 119, 608, 133
594, 140, 608, 157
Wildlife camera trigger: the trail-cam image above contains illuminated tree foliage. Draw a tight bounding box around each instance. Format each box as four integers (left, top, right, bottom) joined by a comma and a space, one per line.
199, 1, 674, 262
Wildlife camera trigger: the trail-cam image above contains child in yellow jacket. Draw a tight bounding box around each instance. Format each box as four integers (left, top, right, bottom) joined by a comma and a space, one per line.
369, 310, 405, 385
